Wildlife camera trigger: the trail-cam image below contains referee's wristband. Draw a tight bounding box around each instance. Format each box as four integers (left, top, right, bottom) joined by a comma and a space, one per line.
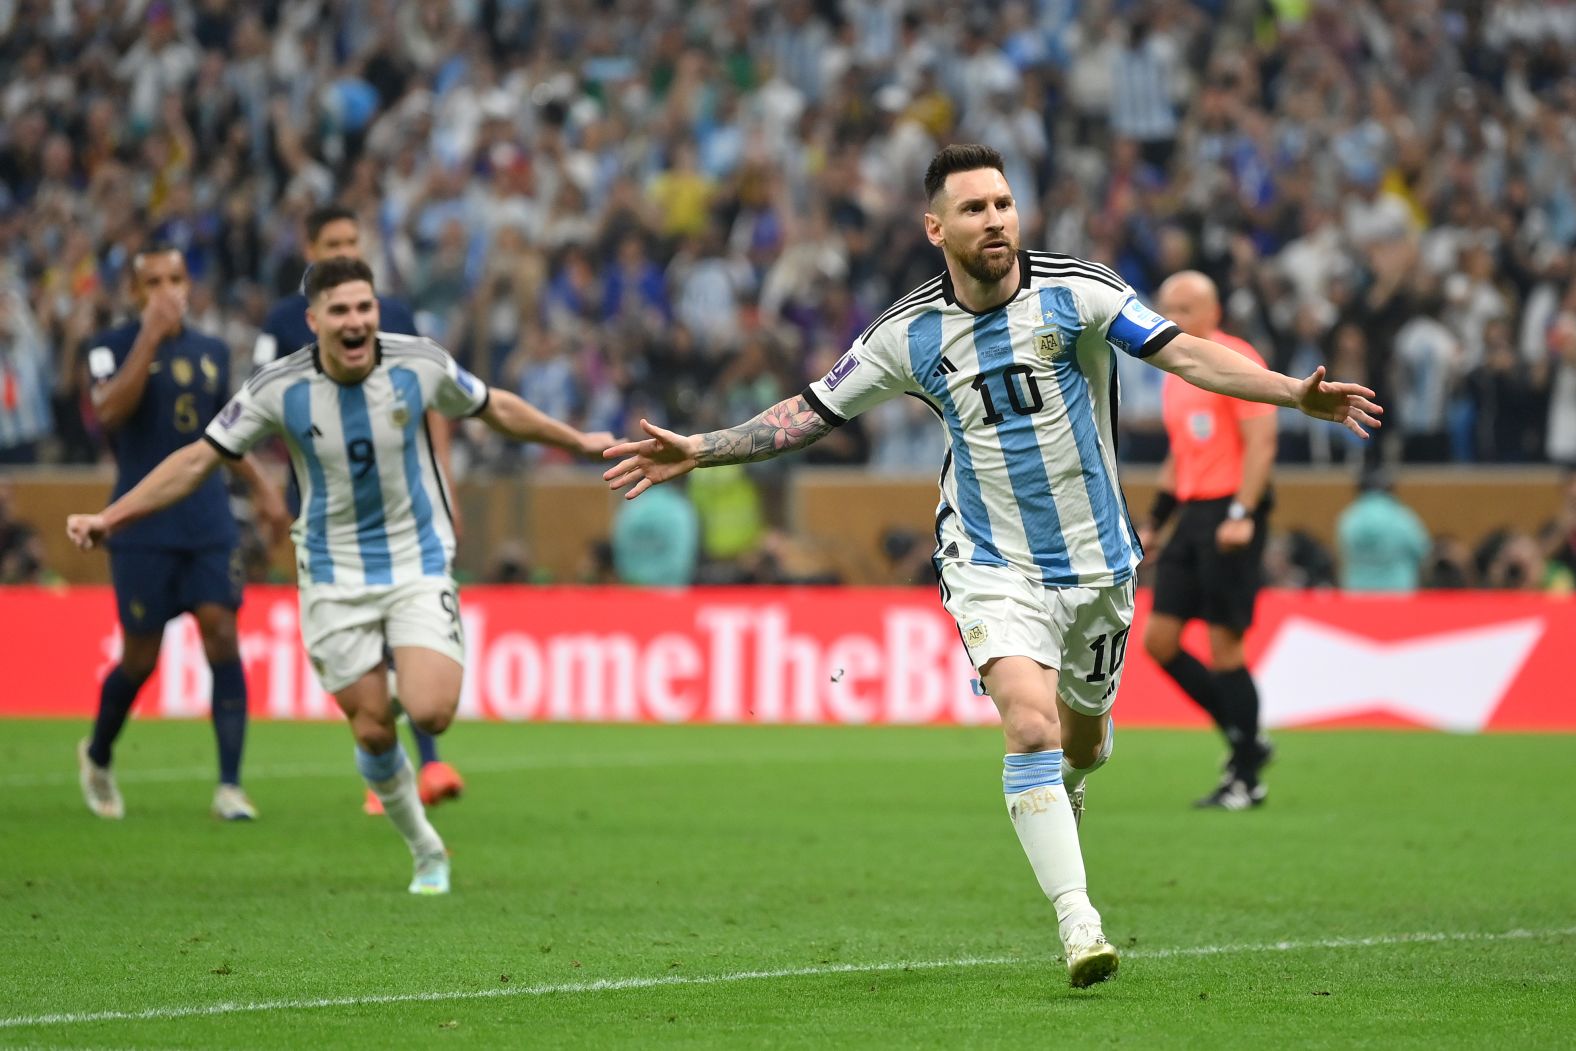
1149, 490, 1178, 529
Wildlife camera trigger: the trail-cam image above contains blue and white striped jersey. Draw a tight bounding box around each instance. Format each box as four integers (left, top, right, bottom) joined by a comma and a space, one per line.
805, 251, 1179, 588
204, 332, 490, 590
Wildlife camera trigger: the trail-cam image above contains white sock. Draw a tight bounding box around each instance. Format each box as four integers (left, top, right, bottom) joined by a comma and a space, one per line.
1004, 751, 1101, 943
1062, 718, 1115, 792
356, 745, 443, 858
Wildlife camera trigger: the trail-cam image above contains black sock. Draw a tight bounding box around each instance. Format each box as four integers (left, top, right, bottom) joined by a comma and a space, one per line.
209, 659, 248, 786
89, 666, 146, 768
1160, 652, 1231, 736
1212, 667, 1262, 771
410, 724, 440, 766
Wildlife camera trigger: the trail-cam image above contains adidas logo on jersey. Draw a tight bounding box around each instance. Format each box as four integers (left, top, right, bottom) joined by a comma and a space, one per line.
932, 356, 958, 377
300, 423, 324, 441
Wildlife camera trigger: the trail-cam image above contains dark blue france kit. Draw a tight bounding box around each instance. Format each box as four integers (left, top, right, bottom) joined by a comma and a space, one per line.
96, 322, 238, 551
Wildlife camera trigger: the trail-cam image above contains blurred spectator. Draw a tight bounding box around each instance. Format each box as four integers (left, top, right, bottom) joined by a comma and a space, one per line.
5, 0, 1576, 544
1262, 528, 1337, 590
612, 484, 700, 587
577, 539, 618, 586
879, 526, 938, 586
1546, 313, 1576, 465
0, 279, 52, 464
0, 480, 48, 583
1484, 530, 1548, 590
1542, 472, 1576, 592
1422, 534, 1475, 589
1336, 470, 1431, 593
488, 541, 540, 585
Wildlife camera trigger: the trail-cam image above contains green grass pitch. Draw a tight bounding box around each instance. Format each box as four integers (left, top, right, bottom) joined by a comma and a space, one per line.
2, 720, 1572, 1048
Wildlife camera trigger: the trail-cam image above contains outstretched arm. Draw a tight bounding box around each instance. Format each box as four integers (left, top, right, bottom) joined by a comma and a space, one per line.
477, 387, 614, 457
602, 394, 834, 499
66, 440, 222, 550
1147, 333, 1384, 437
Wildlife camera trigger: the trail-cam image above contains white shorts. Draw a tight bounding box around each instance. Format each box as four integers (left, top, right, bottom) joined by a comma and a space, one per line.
937, 559, 1136, 717
298, 576, 466, 694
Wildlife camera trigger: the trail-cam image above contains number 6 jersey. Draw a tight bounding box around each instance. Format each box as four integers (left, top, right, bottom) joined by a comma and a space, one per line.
803, 251, 1179, 588
87, 321, 237, 552
204, 333, 490, 590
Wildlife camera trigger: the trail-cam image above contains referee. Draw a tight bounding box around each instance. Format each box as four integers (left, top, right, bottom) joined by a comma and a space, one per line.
1140, 271, 1276, 810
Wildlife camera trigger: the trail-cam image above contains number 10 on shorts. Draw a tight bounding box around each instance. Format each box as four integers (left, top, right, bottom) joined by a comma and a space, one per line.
1085, 628, 1129, 684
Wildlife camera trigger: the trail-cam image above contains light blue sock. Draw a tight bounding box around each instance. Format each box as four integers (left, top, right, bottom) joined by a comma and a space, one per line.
356, 743, 407, 785
1003, 749, 1065, 795
355, 743, 442, 856
1003, 749, 1094, 928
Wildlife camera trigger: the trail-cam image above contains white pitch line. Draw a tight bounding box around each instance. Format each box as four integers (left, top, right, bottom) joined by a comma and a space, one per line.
1, 749, 972, 790
2, 926, 1571, 1031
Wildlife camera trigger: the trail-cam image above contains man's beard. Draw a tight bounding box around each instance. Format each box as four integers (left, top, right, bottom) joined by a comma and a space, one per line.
955, 239, 1017, 284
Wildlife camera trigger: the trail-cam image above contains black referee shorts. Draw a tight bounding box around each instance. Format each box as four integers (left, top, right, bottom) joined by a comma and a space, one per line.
1151, 496, 1269, 633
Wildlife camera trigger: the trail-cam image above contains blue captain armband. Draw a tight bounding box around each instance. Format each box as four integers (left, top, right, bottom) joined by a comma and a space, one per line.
1108, 296, 1180, 358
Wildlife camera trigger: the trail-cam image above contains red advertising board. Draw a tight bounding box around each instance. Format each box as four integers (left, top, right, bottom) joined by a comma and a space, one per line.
0, 586, 1570, 731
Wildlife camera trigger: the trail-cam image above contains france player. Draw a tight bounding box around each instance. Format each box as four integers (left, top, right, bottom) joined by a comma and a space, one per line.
256, 203, 464, 816
69, 257, 613, 894
76, 245, 288, 822
603, 145, 1383, 987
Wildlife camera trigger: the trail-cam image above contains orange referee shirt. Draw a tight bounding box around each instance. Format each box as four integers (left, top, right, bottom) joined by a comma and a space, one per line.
1161, 330, 1276, 501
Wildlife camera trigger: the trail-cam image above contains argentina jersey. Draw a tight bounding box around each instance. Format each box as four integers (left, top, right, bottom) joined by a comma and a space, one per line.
204, 332, 490, 590
804, 251, 1179, 588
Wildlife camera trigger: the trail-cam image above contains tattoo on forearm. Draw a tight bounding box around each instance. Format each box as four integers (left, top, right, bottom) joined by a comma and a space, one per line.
696, 396, 834, 466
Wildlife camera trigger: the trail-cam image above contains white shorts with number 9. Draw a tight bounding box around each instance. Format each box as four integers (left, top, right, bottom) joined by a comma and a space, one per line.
298, 577, 466, 694
937, 559, 1136, 717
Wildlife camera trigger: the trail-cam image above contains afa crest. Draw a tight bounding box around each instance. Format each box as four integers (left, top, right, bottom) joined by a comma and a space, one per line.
1033, 324, 1065, 360
391, 405, 410, 428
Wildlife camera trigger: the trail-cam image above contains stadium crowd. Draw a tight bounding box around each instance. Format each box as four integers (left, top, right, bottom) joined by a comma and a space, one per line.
1, 0, 1574, 584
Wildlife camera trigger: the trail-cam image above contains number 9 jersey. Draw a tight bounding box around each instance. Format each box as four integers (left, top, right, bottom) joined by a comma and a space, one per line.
203, 332, 490, 592
802, 251, 1179, 590
87, 321, 237, 552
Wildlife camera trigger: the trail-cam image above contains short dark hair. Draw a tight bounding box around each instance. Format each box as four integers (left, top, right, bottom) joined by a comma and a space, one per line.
923, 144, 1006, 202
305, 204, 358, 243
304, 256, 375, 300
132, 242, 185, 269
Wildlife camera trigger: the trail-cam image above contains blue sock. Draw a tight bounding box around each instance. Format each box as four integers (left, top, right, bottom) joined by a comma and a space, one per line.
1003, 749, 1065, 795
356, 743, 408, 784
410, 724, 441, 766
88, 666, 146, 768
209, 659, 248, 786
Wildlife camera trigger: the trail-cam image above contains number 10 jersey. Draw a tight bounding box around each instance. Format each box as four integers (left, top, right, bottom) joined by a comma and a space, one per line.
804, 251, 1179, 589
